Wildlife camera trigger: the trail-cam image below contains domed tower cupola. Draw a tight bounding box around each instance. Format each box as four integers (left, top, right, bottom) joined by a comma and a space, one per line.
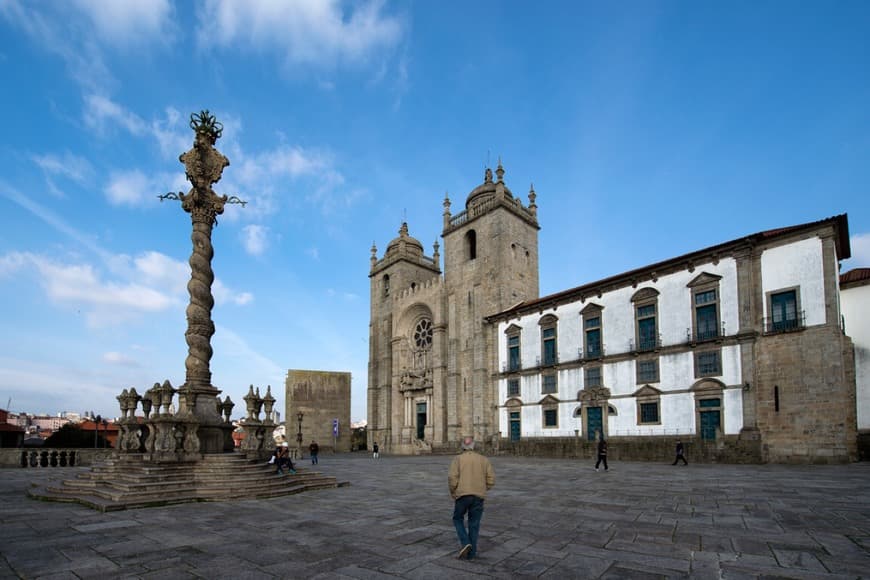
384, 222, 424, 260
465, 160, 515, 211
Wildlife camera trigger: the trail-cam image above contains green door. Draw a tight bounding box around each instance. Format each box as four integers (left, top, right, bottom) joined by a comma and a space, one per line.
586, 407, 602, 441
416, 402, 427, 440
700, 411, 720, 440
509, 412, 521, 441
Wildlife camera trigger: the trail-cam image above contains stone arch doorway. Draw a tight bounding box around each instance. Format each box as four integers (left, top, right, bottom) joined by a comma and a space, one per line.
692, 379, 725, 440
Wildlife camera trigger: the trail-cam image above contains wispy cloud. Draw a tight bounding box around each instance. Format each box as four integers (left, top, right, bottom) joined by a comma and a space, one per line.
102, 351, 140, 367
31, 151, 93, 184
196, 0, 404, 69
103, 169, 188, 207
69, 0, 175, 50
848, 233, 870, 268
241, 224, 269, 256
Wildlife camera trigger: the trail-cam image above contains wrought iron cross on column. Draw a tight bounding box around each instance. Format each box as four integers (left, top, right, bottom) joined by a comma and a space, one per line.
158, 110, 246, 395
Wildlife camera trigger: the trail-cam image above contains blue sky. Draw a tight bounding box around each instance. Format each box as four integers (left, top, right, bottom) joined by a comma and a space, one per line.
1, 1, 868, 424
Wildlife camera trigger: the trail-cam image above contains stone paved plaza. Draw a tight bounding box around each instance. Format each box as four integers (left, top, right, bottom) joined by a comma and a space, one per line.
1, 453, 869, 579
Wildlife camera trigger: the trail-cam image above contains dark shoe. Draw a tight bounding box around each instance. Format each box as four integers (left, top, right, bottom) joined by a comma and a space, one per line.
458, 544, 472, 559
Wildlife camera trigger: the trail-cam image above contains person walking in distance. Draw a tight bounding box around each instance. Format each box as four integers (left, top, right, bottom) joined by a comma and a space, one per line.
372, 441, 380, 459
672, 439, 688, 465
448, 436, 495, 560
309, 440, 319, 465
595, 435, 608, 471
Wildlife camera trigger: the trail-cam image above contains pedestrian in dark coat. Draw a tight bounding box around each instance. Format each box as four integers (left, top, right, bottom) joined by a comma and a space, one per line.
672, 440, 688, 465
595, 437, 608, 471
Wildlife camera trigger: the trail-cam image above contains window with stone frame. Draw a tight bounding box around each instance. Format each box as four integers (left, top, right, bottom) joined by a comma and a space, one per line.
636, 357, 660, 384
581, 304, 604, 359
543, 406, 558, 428
585, 366, 602, 388
695, 349, 722, 377
687, 273, 722, 342
635, 385, 662, 425
766, 287, 803, 333
631, 288, 660, 352
542, 373, 557, 394
639, 402, 660, 424
507, 378, 520, 397
383, 274, 390, 297
506, 326, 521, 371
539, 315, 558, 366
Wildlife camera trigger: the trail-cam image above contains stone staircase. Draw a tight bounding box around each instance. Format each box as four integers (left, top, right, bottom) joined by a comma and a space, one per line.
27, 453, 347, 512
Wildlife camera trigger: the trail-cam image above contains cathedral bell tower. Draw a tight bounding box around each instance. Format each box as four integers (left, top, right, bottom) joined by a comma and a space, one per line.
441, 160, 540, 443
368, 223, 442, 452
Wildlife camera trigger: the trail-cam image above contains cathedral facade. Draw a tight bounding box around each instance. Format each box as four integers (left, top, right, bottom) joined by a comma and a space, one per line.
368, 165, 858, 462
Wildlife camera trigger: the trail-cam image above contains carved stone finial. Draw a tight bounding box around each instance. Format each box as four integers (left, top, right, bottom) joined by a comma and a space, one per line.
399, 222, 409, 237
484, 167, 493, 183
496, 157, 504, 183
189, 110, 223, 142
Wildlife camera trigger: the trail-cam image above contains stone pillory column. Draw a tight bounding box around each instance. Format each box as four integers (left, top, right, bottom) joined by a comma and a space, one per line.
158, 110, 246, 454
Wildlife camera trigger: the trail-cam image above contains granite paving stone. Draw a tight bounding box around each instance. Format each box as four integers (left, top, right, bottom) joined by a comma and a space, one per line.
1, 455, 868, 578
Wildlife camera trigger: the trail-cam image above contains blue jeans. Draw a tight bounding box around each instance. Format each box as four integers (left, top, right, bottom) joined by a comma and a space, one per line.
311, 453, 318, 465
453, 495, 484, 558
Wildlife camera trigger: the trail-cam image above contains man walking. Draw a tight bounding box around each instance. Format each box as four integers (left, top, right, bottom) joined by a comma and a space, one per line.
309, 440, 319, 465
448, 436, 495, 560
672, 439, 688, 465
595, 436, 608, 471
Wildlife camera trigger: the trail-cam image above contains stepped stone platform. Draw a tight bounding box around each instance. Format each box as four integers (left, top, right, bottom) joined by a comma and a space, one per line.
27, 452, 347, 512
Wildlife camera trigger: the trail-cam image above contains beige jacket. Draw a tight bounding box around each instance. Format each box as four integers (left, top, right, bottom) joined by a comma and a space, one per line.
448, 450, 495, 500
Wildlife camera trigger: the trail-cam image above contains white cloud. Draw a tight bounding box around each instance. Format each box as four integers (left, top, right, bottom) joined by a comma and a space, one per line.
306, 247, 320, 260
0, 251, 27, 276
0, 250, 253, 326
102, 351, 139, 367
103, 170, 188, 207
31, 151, 93, 184
848, 233, 870, 268
196, 0, 403, 68
71, 0, 174, 49
241, 224, 269, 256
213, 279, 254, 306
84, 94, 148, 136
104, 169, 151, 206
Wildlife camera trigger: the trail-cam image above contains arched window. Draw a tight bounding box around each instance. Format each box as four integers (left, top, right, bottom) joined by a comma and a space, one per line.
383, 274, 390, 297
465, 229, 477, 260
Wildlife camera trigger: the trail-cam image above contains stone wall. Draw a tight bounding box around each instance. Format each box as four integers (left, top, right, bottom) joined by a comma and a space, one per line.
754, 325, 857, 463
285, 369, 352, 454
496, 435, 762, 464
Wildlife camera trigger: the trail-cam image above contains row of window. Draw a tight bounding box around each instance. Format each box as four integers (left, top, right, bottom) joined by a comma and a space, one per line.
506, 349, 723, 397
533, 397, 722, 430
506, 281, 801, 371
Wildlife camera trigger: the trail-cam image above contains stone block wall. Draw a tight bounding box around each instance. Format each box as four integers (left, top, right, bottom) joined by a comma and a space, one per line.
754, 325, 857, 463
285, 370, 352, 454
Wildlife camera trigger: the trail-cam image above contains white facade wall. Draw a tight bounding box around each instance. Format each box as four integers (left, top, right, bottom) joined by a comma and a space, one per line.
760, 237, 826, 326
497, 256, 744, 438
841, 282, 870, 430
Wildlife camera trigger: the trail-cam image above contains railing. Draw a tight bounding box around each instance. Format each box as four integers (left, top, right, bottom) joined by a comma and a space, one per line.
536, 353, 559, 367
688, 322, 724, 343
763, 311, 805, 334
502, 360, 522, 372
19, 449, 78, 467
631, 336, 661, 353
581, 345, 604, 360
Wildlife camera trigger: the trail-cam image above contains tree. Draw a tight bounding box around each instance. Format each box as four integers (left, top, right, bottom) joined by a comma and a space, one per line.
43, 423, 109, 448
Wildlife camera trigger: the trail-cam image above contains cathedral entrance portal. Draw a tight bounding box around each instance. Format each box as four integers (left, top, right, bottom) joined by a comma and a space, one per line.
416, 402, 427, 440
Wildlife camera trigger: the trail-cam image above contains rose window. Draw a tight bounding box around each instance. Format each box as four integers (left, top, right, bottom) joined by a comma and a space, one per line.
413, 318, 433, 349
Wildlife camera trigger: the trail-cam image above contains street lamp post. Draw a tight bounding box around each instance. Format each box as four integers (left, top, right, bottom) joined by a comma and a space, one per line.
94, 414, 101, 449
296, 412, 304, 459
